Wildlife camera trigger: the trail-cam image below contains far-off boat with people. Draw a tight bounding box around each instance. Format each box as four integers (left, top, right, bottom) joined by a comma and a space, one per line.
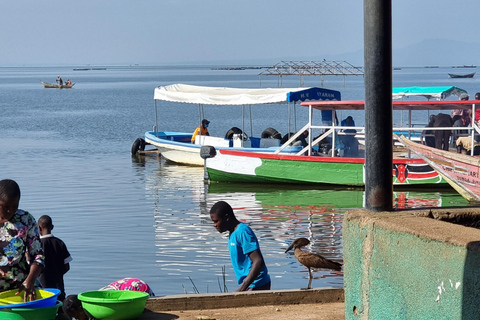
204, 99, 479, 188
134, 84, 341, 166
40, 81, 75, 89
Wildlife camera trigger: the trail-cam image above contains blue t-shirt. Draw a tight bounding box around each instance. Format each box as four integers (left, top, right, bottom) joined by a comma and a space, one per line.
228, 223, 270, 288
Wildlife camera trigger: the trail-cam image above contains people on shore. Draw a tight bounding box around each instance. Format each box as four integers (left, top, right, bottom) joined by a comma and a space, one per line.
38, 215, 72, 302
210, 201, 271, 292
63, 278, 154, 320
56, 76, 63, 85
0, 179, 45, 301
99, 277, 155, 296
191, 119, 210, 143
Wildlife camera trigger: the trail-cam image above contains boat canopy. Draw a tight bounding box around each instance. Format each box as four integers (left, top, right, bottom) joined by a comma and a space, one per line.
154, 84, 341, 105
392, 86, 467, 100
300, 100, 480, 111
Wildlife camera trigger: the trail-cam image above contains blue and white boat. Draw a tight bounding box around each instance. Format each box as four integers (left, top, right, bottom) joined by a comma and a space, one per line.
142, 84, 341, 166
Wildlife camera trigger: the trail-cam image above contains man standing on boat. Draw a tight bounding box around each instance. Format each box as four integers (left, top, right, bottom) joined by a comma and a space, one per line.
56, 76, 63, 86
191, 119, 210, 143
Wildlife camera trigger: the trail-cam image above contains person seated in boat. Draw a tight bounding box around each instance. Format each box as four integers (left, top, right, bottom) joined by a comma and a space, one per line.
451, 93, 471, 145
422, 114, 436, 147
56, 76, 63, 85
455, 136, 480, 155
321, 110, 339, 132
433, 113, 453, 151
340, 116, 359, 157
280, 131, 308, 148
65, 79, 72, 86
474, 92, 480, 142
191, 119, 210, 143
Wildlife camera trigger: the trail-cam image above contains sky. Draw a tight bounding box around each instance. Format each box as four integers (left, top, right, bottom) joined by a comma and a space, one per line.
1, 0, 479, 66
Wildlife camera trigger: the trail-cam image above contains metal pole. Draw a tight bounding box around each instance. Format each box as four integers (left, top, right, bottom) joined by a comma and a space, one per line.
364, 0, 393, 211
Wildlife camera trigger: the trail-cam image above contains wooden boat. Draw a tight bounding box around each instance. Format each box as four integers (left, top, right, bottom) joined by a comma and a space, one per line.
206, 99, 480, 187
142, 84, 341, 166
398, 135, 480, 203
41, 81, 75, 89
448, 72, 476, 79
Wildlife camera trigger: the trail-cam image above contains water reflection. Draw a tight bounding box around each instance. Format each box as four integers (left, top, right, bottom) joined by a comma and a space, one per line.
138, 155, 468, 294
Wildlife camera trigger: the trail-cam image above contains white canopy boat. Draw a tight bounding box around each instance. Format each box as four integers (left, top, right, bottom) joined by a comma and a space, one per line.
140, 84, 341, 166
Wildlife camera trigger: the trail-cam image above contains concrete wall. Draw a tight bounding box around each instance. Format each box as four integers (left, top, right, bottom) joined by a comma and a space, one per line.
343, 208, 480, 320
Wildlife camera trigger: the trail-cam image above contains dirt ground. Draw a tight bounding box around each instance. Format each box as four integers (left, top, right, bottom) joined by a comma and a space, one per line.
140, 302, 346, 320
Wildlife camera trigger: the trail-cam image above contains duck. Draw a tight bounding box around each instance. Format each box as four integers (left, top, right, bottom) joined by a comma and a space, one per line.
285, 237, 342, 289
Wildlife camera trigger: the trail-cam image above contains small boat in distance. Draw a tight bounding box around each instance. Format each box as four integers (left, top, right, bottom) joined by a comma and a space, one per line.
41, 81, 75, 89
448, 72, 476, 78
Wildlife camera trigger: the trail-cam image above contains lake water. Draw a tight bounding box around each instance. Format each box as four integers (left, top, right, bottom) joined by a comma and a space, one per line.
0, 65, 474, 296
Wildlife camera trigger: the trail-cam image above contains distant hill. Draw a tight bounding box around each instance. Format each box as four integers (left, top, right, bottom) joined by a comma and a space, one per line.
323, 39, 480, 68
185, 39, 480, 69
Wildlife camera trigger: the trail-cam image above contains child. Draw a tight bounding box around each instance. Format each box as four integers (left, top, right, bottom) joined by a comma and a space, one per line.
210, 201, 271, 291
38, 215, 72, 302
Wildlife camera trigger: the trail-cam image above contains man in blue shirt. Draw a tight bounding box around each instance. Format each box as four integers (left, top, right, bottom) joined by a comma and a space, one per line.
210, 201, 271, 291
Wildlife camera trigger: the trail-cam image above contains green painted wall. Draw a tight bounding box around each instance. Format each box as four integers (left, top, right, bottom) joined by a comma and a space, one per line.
343, 209, 480, 320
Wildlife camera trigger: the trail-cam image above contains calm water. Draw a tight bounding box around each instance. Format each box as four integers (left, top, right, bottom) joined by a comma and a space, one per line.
0, 65, 474, 296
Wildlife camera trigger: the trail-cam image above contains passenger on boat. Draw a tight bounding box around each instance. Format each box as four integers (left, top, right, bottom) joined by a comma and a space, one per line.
340, 116, 359, 157
433, 113, 453, 151
452, 93, 471, 144
321, 110, 339, 129
191, 119, 210, 143
474, 92, 480, 142
280, 131, 308, 147
422, 114, 436, 148
456, 136, 480, 155
56, 76, 63, 85
65, 79, 72, 85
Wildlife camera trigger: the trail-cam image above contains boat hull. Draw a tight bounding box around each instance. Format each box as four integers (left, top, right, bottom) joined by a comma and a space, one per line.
144, 131, 302, 166
41, 81, 75, 89
448, 72, 475, 78
206, 149, 446, 186
399, 136, 480, 202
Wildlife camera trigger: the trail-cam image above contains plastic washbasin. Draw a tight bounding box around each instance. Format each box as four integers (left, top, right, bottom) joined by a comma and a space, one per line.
78, 290, 149, 320
0, 288, 60, 309
0, 300, 62, 320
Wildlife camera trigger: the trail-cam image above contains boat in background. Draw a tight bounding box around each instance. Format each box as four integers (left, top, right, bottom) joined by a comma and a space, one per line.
141, 84, 341, 166
398, 134, 480, 203
392, 86, 467, 100
206, 99, 480, 187
448, 72, 476, 79
41, 81, 75, 89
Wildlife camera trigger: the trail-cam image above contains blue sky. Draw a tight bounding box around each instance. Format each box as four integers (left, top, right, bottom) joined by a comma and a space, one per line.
1, 0, 479, 65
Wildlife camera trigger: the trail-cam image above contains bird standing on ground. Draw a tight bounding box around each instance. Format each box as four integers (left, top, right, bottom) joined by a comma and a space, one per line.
285, 237, 342, 289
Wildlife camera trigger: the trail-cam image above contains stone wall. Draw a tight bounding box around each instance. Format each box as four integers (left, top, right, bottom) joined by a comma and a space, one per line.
343, 208, 480, 320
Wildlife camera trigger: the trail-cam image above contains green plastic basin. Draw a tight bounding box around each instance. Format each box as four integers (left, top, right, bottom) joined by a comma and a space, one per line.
78, 290, 149, 320
0, 301, 62, 320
